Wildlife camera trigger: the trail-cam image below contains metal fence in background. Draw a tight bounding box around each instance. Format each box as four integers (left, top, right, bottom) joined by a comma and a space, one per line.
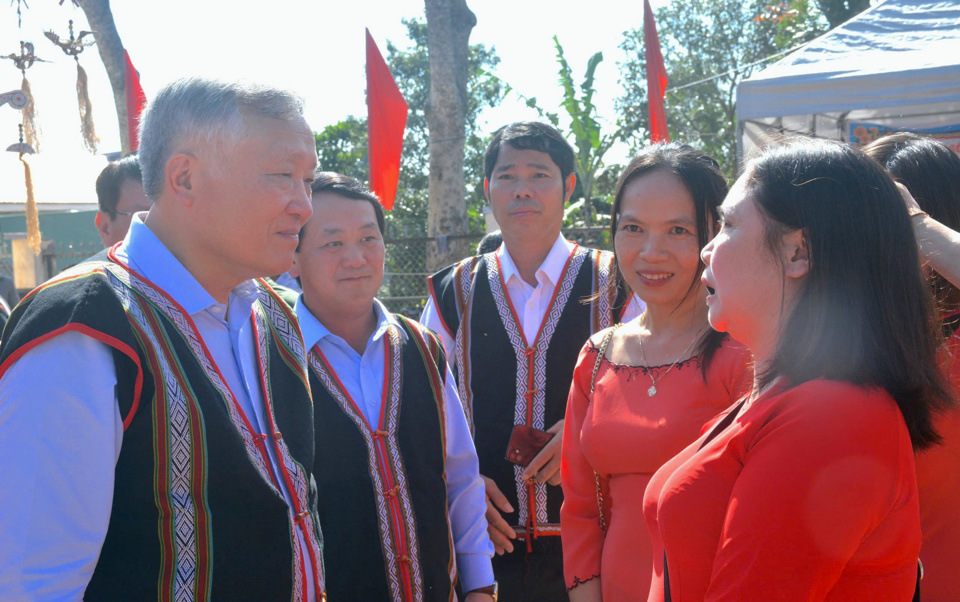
0, 239, 103, 279
379, 227, 612, 318
0, 230, 612, 318
379, 233, 483, 318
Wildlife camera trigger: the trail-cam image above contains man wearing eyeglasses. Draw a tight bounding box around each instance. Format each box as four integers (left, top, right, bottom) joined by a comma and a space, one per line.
94, 155, 152, 248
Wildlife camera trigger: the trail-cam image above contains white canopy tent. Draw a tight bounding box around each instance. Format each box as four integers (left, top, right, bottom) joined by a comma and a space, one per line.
736, 0, 960, 164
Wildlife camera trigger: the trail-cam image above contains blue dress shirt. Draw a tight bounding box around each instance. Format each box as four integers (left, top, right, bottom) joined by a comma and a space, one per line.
0, 216, 316, 600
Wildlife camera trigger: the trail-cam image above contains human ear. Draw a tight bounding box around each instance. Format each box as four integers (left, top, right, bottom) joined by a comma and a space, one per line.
483, 178, 490, 202
782, 228, 809, 279
563, 173, 576, 203
95, 212, 111, 244
165, 154, 195, 206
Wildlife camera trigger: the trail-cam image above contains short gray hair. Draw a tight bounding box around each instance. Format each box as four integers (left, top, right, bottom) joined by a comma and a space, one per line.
138, 78, 306, 199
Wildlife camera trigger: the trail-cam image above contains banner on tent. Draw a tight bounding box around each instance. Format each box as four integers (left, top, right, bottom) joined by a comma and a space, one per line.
850, 122, 960, 155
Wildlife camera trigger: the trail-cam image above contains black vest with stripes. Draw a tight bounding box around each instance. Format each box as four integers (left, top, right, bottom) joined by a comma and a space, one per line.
0, 259, 323, 601
308, 313, 455, 602
427, 246, 628, 538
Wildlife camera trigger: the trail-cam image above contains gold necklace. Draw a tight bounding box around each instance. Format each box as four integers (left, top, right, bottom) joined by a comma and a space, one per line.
637, 330, 702, 397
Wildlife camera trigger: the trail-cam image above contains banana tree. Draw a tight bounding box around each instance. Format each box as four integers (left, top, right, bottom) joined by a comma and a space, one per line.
553, 36, 626, 227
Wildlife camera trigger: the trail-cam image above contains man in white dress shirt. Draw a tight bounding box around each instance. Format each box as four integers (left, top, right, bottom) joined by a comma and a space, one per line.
290, 172, 496, 601
0, 78, 325, 601
422, 121, 641, 600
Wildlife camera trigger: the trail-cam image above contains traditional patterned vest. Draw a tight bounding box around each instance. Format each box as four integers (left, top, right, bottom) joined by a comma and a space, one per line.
308, 314, 455, 602
0, 256, 325, 602
428, 245, 627, 545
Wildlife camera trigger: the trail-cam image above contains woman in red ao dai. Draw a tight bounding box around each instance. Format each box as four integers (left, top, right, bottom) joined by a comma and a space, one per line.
643, 139, 951, 601
561, 144, 752, 602
864, 133, 960, 602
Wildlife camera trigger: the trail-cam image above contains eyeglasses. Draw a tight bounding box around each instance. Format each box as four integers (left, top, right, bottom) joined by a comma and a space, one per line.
112, 210, 142, 217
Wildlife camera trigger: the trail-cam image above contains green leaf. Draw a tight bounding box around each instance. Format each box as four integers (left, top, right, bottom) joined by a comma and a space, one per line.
564, 198, 585, 220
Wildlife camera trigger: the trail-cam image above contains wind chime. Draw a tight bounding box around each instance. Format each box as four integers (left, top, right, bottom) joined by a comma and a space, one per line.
2, 0, 42, 253
44, 18, 98, 153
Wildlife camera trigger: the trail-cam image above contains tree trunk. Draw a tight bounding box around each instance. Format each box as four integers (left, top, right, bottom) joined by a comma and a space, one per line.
580, 168, 594, 228
78, 0, 129, 154
424, 0, 476, 271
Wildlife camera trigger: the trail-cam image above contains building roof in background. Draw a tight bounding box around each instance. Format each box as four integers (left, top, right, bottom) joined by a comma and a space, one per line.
0, 151, 106, 214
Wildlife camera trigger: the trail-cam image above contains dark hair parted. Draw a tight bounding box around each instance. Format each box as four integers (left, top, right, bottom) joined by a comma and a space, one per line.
610, 143, 730, 378
747, 138, 951, 450
484, 121, 576, 183
863, 133, 960, 315
96, 155, 144, 216
299, 172, 386, 249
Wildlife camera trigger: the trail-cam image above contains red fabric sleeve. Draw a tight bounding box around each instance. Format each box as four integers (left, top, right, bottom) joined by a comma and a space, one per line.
704, 383, 918, 601
560, 337, 608, 589
700, 339, 754, 436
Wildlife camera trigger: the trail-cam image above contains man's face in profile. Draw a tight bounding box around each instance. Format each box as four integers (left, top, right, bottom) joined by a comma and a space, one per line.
189, 111, 317, 283
96, 178, 151, 248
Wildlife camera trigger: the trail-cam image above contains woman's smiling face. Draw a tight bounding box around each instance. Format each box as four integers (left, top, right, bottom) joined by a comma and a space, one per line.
614, 169, 706, 309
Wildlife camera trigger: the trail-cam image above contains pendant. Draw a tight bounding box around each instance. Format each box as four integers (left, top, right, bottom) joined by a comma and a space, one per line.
648, 385, 657, 397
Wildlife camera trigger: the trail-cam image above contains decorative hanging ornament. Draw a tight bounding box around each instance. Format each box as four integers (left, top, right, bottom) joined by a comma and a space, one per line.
45, 19, 99, 153
2, 41, 47, 153
0, 89, 29, 110
6, 124, 41, 254
6, 0, 43, 254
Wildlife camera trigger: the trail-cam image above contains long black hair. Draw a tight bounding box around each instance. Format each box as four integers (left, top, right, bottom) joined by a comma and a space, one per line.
747, 138, 950, 449
863, 133, 960, 316
610, 143, 730, 377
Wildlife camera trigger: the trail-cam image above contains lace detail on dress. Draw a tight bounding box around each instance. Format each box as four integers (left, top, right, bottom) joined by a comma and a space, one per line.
586, 338, 703, 381
567, 573, 601, 591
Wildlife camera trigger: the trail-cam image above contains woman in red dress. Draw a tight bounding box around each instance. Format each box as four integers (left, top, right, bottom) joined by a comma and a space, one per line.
865, 133, 960, 602
643, 139, 950, 601
561, 144, 752, 601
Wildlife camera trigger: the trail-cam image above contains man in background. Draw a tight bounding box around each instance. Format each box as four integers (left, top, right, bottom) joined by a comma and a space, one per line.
422, 121, 641, 600
94, 154, 152, 247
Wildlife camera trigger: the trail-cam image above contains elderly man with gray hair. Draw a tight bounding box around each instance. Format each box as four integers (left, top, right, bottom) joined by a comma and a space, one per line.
0, 78, 325, 601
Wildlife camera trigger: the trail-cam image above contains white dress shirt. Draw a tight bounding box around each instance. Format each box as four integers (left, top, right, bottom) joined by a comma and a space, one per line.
421, 234, 643, 365
296, 297, 495, 592
0, 217, 316, 601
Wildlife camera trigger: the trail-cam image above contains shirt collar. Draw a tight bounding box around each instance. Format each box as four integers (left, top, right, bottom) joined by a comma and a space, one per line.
114, 216, 260, 316
497, 233, 576, 288
295, 296, 404, 352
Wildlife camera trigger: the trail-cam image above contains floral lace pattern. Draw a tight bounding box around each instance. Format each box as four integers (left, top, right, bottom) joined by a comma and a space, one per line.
586, 338, 703, 382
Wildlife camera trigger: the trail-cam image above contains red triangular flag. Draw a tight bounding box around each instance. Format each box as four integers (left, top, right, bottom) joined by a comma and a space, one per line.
644, 0, 670, 143
124, 50, 147, 153
365, 29, 408, 211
